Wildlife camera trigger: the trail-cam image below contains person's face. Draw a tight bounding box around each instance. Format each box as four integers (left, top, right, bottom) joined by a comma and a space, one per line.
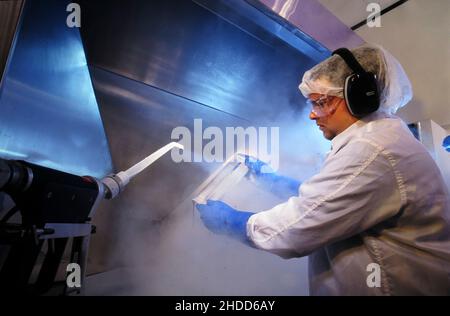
308, 93, 345, 140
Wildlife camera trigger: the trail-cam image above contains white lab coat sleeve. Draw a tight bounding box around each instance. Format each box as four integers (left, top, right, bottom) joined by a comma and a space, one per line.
246, 139, 406, 259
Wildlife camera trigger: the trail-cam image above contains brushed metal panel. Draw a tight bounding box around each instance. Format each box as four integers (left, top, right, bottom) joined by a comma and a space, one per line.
0, 0, 113, 178
78, 0, 319, 122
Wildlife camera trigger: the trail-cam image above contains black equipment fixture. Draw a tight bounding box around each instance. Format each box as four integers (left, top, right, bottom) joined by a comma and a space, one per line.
0, 158, 104, 295
0, 142, 181, 295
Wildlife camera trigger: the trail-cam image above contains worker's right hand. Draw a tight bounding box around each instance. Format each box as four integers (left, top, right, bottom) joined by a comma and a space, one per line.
196, 200, 254, 243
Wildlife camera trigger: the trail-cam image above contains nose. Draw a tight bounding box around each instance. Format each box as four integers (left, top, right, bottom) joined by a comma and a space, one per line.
309, 110, 319, 120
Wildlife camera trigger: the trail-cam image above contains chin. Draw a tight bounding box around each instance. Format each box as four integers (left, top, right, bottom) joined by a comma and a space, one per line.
322, 130, 335, 140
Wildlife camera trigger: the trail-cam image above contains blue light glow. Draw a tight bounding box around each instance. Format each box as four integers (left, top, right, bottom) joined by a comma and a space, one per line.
443, 135, 450, 153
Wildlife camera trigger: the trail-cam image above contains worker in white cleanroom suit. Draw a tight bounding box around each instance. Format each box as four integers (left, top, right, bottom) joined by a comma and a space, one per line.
196, 44, 450, 295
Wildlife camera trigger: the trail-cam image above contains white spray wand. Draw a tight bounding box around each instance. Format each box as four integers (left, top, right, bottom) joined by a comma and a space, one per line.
102, 142, 184, 199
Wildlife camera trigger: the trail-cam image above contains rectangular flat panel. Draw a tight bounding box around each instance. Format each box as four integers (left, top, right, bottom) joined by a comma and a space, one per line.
0, 0, 113, 178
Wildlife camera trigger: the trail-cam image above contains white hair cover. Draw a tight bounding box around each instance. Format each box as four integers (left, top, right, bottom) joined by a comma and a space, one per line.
299, 44, 413, 114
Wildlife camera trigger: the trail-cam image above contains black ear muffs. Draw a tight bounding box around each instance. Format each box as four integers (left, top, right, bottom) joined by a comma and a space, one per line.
332, 48, 380, 117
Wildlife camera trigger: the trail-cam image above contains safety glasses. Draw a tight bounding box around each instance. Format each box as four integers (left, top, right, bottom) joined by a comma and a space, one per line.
306, 95, 338, 117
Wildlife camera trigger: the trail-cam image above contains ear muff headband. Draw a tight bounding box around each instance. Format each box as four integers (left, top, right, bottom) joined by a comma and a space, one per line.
332, 48, 367, 75
331, 48, 380, 117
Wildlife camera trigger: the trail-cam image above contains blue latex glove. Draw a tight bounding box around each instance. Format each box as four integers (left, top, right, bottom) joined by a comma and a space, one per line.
244, 155, 275, 175
196, 200, 254, 244
243, 155, 301, 198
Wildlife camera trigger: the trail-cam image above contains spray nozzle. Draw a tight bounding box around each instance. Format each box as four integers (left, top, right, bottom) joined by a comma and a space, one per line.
102, 142, 184, 199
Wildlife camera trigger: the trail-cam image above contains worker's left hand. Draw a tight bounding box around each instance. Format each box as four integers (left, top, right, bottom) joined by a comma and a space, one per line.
196, 200, 254, 242
242, 155, 301, 199
243, 155, 275, 176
